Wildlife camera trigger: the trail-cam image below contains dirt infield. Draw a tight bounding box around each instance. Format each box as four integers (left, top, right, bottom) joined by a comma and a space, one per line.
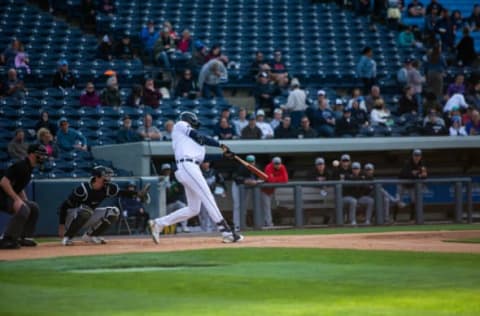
1, 230, 480, 261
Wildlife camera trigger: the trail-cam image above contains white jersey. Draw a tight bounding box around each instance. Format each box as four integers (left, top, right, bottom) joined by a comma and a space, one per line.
172, 121, 206, 162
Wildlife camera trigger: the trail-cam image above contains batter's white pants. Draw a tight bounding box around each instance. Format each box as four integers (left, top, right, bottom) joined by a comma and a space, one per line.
154, 161, 224, 227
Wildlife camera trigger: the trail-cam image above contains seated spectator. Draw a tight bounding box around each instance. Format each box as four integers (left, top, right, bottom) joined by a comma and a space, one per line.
118, 181, 150, 234
14, 43, 30, 74
137, 114, 162, 140
241, 115, 263, 139
126, 84, 143, 107
205, 44, 229, 64
37, 128, 58, 158
347, 88, 367, 111
254, 72, 277, 115
97, 0, 115, 15
139, 20, 159, 60
398, 85, 419, 115
35, 111, 57, 136
398, 26, 417, 47
296, 116, 318, 138
176, 29, 194, 61
443, 93, 469, 113
143, 78, 162, 108
343, 162, 374, 225
198, 59, 228, 99
255, 109, 274, 139
154, 27, 175, 71
162, 120, 174, 141
213, 117, 237, 140
53, 60, 76, 90
426, 0, 444, 16
274, 115, 297, 139
333, 99, 345, 121
466, 82, 480, 110
336, 108, 359, 137
116, 115, 141, 144
451, 10, 465, 30
57, 118, 87, 151
114, 34, 135, 60
4, 68, 26, 100
175, 68, 199, 99
407, 0, 426, 17
423, 108, 448, 135
232, 108, 249, 136
249, 51, 271, 80
365, 85, 383, 112
7, 129, 29, 161
101, 76, 121, 107
456, 28, 477, 67
1, 39, 20, 68
309, 91, 336, 137
189, 41, 208, 74
447, 74, 466, 97
97, 34, 114, 61
270, 108, 283, 130
468, 4, 480, 31
466, 110, 480, 135
80, 0, 97, 32
370, 99, 393, 126
220, 106, 231, 123
280, 78, 308, 128
269, 49, 288, 82
79, 82, 101, 107
350, 98, 370, 127
449, 116, 468, 136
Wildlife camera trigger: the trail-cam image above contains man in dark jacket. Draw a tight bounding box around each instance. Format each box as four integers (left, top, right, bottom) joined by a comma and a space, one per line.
336, 108, 359, 137
274, 116, 297, 139
52, 60, 76, 90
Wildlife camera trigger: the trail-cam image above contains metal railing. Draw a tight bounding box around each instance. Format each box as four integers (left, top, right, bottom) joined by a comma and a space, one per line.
238, 178, 473, 229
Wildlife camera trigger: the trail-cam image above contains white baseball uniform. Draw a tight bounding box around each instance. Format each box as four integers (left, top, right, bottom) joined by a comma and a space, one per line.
152, 121, 224, 228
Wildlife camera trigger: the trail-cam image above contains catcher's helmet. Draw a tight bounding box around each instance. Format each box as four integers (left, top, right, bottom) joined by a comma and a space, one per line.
179, 111, 200, 129
92, 165, 114, 181
28, 144, 48, 163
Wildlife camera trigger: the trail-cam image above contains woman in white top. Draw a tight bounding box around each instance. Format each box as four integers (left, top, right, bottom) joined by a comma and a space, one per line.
449, 116, 467, 136
370, 98, 392, 126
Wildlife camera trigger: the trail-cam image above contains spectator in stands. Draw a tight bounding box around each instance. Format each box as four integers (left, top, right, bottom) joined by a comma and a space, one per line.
137, 114, 161, 141
447, 74, 466, 97
199, 161, 227, 232
79, 82, 101, 107
408, 60, 425, 113
57, 118, 87, 152
456, 27, 477, 67
423, 108, 448, 135
435, 9, 455, 51
449, 115, 468, 136
466, 82, 480, 110
161, 163, 190, 233
198, 59, 228, 99
261, 157, 288, 227
220, 108, 232, 123
142, 79, 162, 108
0, 39, 20, 68
118, 181, 150, 234
232, 108, 249, 136
154, 26, 176, 73
297, 116, 318, 138
125, 84, 143, 107
356, 47, 377, 94
97, 34, 114, 61
397, 149, 427, 222
365, 85, 383, 112
255, 109, 274, 139
14, 44, 30, 75
336, 108, 359, 137
162, 120, 174, 141
466, 110, 480, 135
396, 58, 412, 90
205, 44, 229, 65
81, 0, 96, 32
269, 50, 288, 82
468, 4, 480, 31
333, 154, 352, 180
114, 34, 135, 60
426, 0, 444, 15
116, 115, 140, 144
398, 26, 417, 48
101, 76, 121, 107
176, 29, 194, 57
270, 108, 283, 130
274, 115, 297, 139
343, 162, 374, 225
53, 60, 76, 90
189, 41, 208, 74
97, 0, 115, 15
398, 85, 419, 115
333, 99, 345, 121
280, 78, 308, 128
407, 0, 426, 17
139, 20, 159, 61
451, 10, 465, 31
424, 7, 440, 45
254, 72, 277, 115
443, 93, 469, 113
7, 129, 28, 161
4, 68, 26, 100
309, 91, 336, 137
425, 43, 447, 100
175, 68, 199, 99
37, 128, 58, 159
241, 114, 263, 139
350, 98, 370, 128
213, 117, 237, 140
35, 111, 57, 137
370, 98, 393, 127
347, 88, 367, 111
249, 51, 271, 81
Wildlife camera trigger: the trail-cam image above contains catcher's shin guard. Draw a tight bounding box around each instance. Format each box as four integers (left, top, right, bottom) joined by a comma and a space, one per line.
65, 208, 92, 238
86, 207, 119, 236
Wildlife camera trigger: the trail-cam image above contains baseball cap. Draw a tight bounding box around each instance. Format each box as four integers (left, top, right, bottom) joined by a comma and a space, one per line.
248, 114, 256, 120
315, 157, 325, 165
290, 78, 300, 87
413, 149, 422, 156
273, 108, 283, 114
364, 163, 374, 170
352, 162, 361, 169
317, 90, 326, 96
341, 154, 351, 161
59, 117, 68, 124
194, 40, 205, 50
127, 180, 136, 187
272, 156, 282, 164
335, 98, 344, 105
57, 59, 68, 67
104, 69, 117, 76
259, 72, 269, 78
246, 155, 255, 162
256, 109, 265, 117
451, 115, 461, 123
161, 163, 171, 170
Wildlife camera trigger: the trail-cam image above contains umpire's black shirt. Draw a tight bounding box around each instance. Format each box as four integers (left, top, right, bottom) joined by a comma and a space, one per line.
0, 158, 33, 208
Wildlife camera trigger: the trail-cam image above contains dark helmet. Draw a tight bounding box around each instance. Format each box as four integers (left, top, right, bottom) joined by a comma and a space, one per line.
179, 111, 200, 129
92, 165, 114, 181
28, 144, 48, 163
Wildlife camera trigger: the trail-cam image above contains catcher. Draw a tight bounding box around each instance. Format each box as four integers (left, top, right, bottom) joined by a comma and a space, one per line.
58, 166, 149, 245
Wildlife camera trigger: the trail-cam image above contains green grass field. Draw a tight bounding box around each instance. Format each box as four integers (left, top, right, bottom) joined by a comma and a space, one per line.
1, 238, 480, 316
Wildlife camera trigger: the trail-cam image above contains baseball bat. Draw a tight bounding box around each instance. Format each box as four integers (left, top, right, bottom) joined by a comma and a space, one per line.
233, 155, 269, 181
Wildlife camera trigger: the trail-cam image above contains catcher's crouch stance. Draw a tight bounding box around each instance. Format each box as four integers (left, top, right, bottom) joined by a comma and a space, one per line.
58, 166, 146, 246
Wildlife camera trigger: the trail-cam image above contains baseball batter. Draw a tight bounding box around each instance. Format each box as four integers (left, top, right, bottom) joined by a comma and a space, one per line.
149, 112, 243, 243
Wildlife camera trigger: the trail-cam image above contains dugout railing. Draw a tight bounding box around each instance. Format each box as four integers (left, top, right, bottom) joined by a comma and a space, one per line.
237, 178, 474, 230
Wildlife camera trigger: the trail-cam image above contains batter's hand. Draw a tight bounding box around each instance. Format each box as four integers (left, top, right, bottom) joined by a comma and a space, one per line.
220, 144, 230, 152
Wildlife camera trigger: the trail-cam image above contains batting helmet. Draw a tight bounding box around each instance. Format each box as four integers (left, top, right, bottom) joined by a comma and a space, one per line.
92, 165, 114, 181
179, 111, 200, 129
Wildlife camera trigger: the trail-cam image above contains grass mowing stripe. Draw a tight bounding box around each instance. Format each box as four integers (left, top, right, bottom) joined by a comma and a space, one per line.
443, 237, 480, 244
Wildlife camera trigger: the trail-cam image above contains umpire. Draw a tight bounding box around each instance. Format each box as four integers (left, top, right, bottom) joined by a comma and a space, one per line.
0, 144, 47, 249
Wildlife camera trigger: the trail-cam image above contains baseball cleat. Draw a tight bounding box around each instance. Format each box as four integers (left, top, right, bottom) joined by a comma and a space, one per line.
148, 220, 161, 244
222, 232, 244, 243
82, 233, 107, 244
18, 238, 37, 247
62, 237, 73, 246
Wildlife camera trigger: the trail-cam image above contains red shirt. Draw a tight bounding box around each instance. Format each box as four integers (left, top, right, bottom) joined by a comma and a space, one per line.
262, 162, 289, 195
177, 38, 191, 53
